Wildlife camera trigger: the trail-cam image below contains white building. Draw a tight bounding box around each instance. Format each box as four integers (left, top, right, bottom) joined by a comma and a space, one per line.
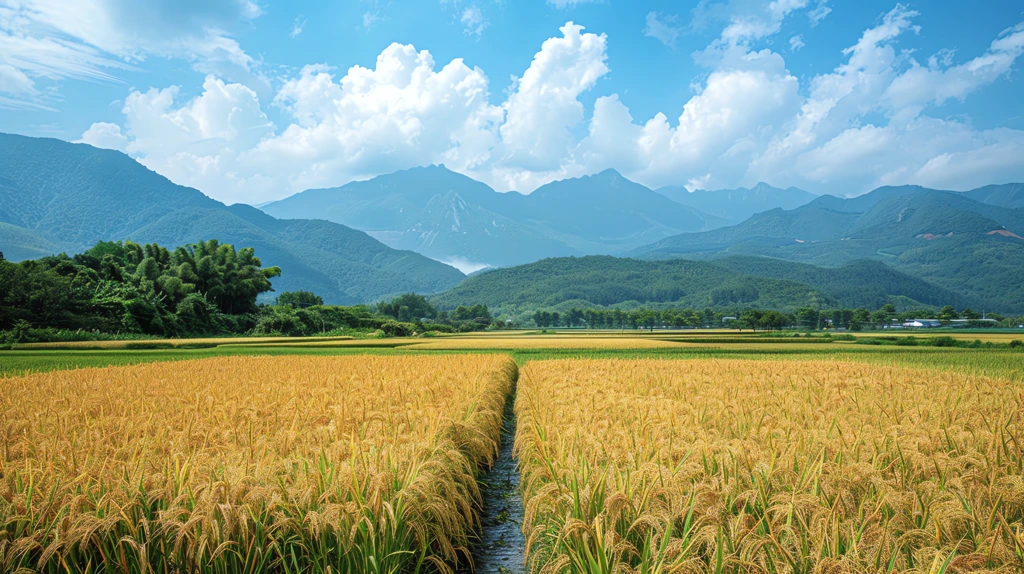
902, 319, 941, 328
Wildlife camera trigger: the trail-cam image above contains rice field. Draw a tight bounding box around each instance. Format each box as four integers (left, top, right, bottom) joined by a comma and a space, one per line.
515, 358, 1024, 573
3, 333, 1024, 572
15, 335, 354, 350
406, 337, 686, 350
0, 354, 516, 573
853, 332, 1024, 343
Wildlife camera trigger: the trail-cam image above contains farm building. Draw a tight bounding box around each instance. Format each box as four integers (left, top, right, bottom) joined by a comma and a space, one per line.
902, 319, 942, 328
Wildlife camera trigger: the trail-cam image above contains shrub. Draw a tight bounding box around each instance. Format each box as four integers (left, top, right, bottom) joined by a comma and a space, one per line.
1010, 340, 1022, 349
379, 320, 416, 337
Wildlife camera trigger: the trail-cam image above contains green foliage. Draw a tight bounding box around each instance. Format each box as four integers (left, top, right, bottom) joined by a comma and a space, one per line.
453, 304, 492, 325
634, 187, 1024, 313
378, 293, 437, 321
432, 255, 986, 325
379, 320, 416, 337
432, 256, 842, 318
1, 240, 279, 338
251, 304, 376, 337
375, 294, 495, 332
277, 290, 324, 307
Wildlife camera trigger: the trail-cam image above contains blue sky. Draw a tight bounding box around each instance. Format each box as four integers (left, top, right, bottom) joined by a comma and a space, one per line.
2, 0, 1023, 204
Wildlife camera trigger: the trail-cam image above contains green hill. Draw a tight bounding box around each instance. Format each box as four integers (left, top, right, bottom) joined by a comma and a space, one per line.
710, 256, 966, 310
0, 133, 464, 304
633, 186, 1024, 312
431, 255, 952, 316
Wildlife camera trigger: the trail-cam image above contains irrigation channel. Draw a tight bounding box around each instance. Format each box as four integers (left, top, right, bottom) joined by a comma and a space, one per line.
465, 384, 527, 573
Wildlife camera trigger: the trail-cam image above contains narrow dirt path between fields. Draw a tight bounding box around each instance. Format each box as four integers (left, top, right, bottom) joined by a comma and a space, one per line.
466, 383, 527, 573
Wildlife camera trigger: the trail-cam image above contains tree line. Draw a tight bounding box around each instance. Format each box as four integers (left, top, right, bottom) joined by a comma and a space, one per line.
0, 241, 497, 344
532, 304, 1017, 331
1, 239, 280, 339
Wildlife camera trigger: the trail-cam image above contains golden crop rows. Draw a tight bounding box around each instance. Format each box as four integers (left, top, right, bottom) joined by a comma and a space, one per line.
14, 336, 354, 350
516, 359, 1024, 573
407, 337, 684, 350
0, 354, 516, 573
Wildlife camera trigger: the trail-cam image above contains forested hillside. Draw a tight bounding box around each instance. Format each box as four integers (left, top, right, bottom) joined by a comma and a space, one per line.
431, 255, 958, 316
0, 134, 464, 303
633, 185, 1024, 312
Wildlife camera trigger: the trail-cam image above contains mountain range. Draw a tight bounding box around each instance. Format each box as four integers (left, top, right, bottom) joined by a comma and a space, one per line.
0, 133, 464, 304
3, 131, 1022, 313
261, 166, 743, 269
632, 184, 1024, 312
655, 183, 818, 225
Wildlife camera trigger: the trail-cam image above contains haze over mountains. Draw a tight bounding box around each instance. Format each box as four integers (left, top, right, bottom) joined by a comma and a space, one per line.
2, 132, 1022, 313
262, 167, 738, 270
655, 183, 818, 225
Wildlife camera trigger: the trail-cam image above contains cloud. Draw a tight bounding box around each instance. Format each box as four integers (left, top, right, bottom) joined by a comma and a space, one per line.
752, 4, 921, 176
290, 15, 307, 38
579, 49, 802, 190
789, 35, 805, 51
718, 0, 810, 46
808, 1, 831, 26
883, 22, 1024, 121
362, 12, 381, 29
77, 121, 128, 151
546, 0, 599, 7
0, 64, 37, 96
80, 10, 1024, 204
0, 0, 264, 108
460, 6, 488, 38
493, 22, 608, 186
83, 40, 505, 203
644, 12, 682, 48
747, 6, 1024, 193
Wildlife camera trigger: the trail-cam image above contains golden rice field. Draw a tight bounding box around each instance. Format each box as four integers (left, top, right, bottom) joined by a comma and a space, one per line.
516, 359, 1024, 573
0, 354, 516, 573
853, 332, 1024, 343
406, 337, 685, 350
222, 338, 416, 348
15, 335, 354, 350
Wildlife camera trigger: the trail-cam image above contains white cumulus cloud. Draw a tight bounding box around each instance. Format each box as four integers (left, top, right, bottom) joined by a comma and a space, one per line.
76, 8, 1024, 204
644, 12, 682, 48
